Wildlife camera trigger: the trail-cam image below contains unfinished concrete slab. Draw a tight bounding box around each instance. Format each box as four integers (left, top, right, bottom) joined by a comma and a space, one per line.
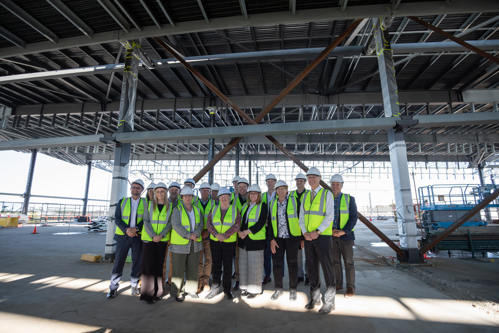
1, 221, 498, 333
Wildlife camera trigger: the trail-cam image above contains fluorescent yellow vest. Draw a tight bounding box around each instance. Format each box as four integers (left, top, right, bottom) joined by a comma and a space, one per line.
335, 193, 352, 231
262, 192, 274, 205
196, 198, 215, 229
210, 204, 238, 243
116, 197, 146, 235
241, 202, 266, 240
269, 197, 302, 237
170, 203, 202, 245
303, 188, 333, 236
141, 202, 170, 242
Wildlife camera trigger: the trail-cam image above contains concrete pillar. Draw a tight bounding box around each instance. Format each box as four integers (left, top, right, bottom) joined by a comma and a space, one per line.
208, 109, 215, 184
22, 149, 37, 215
235, 144, 240, 177
374, 18, 419, 263
82, 161, 92, 216
105, 41, 139, 260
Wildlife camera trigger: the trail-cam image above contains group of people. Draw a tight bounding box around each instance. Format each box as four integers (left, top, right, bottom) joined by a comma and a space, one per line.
106, 167, 358, 314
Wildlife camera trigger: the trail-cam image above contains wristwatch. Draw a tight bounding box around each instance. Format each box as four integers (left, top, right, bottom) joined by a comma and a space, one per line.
316, 229, 322, 235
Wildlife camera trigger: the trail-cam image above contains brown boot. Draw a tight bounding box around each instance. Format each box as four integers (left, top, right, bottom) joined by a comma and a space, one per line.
203, 277, 211, 292
345, 287, 355, 298
197, 280, 203, 294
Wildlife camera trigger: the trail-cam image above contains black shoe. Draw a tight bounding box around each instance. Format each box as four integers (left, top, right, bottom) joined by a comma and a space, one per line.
145, 300, 154, 305
232, 281, 240, 291
271, 289, 283, 301
246, 293, 260, 299
318, 303, 335, 314
298, 277, 304, 283
240, 290, 249, 297
107, 290, 117, 299
175, 295, 185, 302
206, 288, 222, 300
304, 277, 310, 286
262, 276, 271, 284
225, 291, 234, 300
153, 296, 162, 301
290, 290, 297, 301
305, 300, 321, 309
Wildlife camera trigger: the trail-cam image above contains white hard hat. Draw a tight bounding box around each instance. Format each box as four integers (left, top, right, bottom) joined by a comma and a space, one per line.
180, 187, 194, 196
265, 173, 277, 181
238, 177, 249, 185
218, 187, 231, 197
199, 182, 211, 189
131, 179, 145, 189
232, 176, 240, 182
147, 182, 156, 190
275, 180, 288, 189
248, 184, 262, 193
306, 167, 321, 176
295, 173, 306, 180
154, 182, 168, 190
330, 174, 344, 183
184, 178, 195, 185
169, 182, 181, 189
211, 183, 220, 191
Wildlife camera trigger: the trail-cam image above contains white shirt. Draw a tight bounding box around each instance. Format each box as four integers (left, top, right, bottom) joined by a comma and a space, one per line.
298, 185, 334, 234
130, 197, 140, 228
186, 208, 196, 232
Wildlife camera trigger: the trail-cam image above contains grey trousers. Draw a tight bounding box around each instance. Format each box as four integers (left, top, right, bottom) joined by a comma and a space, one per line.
171, 243, 201, 297
239, 248, 264, 294
333, 237, 355, 289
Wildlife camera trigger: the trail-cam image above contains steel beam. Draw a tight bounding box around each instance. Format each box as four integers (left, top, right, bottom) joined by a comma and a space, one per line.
208, 108, 215, 184
46, 0, 93, 38
22, 149, 37, 215
0, 25, 25, 48
82, 161, 92, 216
235, 143, 240, 177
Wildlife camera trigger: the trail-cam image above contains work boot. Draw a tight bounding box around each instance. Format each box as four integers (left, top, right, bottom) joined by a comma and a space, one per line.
206, 287, 222, 300
270, 289, 283, 300
345, 287, 355, 298
336, 285, 343, 292
262, 276, 272, 284
318, 303, 335, 314
305, 299, 321, 309
289, 290, 297, 301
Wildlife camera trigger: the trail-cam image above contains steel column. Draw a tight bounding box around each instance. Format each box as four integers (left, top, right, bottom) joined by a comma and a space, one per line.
248, 158, 252, 184
208, 108, 215, 184
375, 18, 419, 263
82, 161, 92, 216
477, 162, 492, 223
22, 149, 37, 215
235, 144, 240, 177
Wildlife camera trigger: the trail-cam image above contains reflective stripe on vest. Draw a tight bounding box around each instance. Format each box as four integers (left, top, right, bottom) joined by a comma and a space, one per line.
141, 202, 170, 242
116, 197, 145, 235
303, 189, 333, 235
270, 197, 302, 237
170, 202, 202, 245
210, 204, 238, 243
241, 202, 266, 241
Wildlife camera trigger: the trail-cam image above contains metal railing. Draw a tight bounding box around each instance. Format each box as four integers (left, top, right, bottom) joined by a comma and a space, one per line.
0, 201, 109, 222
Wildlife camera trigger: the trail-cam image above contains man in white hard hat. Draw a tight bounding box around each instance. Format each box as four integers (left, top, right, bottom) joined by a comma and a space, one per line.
231, 177, 249, 291
211, 183, 220, 202
184, 178, 199, 206
262, 173, 277, 285
299, 167, 337, 314
107, 179, 147, 299
292, 173, 310, 285
231, 176, 240, 201
330, 174, 358, 298
196, 182, 215, 293
163, 181, 181, 286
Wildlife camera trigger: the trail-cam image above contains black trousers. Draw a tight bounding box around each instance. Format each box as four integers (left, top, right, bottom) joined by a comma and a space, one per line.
305, 235, 336, 305
110, 234, 142, 291
210, 240, 236, 293
140, 241, 167, 302
272, 237, 300, 290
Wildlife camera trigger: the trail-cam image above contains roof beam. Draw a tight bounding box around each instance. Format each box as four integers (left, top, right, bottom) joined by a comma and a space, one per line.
97, 0, 131, 33
197, 0, 210, 24
156, 0, 175, 27
46, 0, 93, 38
0, 25, 25, 48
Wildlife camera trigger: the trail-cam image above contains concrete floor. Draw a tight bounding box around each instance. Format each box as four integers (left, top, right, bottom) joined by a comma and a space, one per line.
1, 219, 498, 333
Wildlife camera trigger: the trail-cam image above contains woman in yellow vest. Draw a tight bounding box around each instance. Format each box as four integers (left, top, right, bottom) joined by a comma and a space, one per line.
268, 180, 303, 302
238, 184, 268, 298
170, 186, 204, 302
140, 182, 171, 304
205, 187, 241, 300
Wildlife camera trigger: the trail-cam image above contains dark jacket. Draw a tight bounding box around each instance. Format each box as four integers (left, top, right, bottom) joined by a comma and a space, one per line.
267, 197, 302, 242
334, 193, 358, 241
114, 197, 144, 237
238, 202, 268, 251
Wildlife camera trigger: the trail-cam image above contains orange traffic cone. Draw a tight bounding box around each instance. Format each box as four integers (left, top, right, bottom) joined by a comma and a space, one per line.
32, 225, 38, 234
369, 216, 372, 221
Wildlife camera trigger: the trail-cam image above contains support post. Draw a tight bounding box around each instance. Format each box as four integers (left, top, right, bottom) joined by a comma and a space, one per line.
22, 149, 37, 215
374, 18, 419, 263
477, 162, 492, 223
82, 161, 92, 216
208, 108, 215, 184
235, 144, 240, 177
248, 158, 252, 184
105, 40, 139, 260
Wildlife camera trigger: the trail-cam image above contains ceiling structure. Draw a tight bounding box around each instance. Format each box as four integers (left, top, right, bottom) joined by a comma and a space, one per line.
0, 0, 498, 180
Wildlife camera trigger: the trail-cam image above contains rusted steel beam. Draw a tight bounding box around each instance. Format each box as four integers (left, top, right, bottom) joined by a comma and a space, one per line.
421, 187, 499, 254
408, 16, 499, 66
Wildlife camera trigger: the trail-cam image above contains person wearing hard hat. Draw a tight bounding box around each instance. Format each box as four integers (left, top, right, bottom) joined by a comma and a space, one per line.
196, 182, 215, 293
262, 173, 277, 285
163, 182, 181, 287
205, 187, 241, 301
231, 176, 239, 201
230, 177, 249, 291
299, 167, 336, 314
146, 182, 156, 203
140, 182, 171, 304
238, 184, 268, 298
170, 186, 204, 302
107, 179, 147, 299
330, 174, 358, 299
211, 183, 220, 203
293, 173, 310, 285
184, 178, 199, 206
268, 180, 303, 302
